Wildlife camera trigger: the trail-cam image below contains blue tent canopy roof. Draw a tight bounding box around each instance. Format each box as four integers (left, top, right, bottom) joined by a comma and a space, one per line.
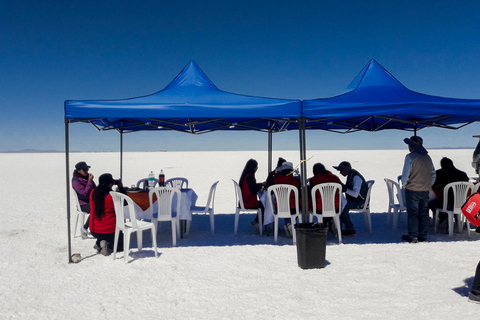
303, 59, 480, 133
65, 60, 302, 133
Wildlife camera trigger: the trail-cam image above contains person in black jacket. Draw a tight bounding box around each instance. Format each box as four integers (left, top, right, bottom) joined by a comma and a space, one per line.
428, 157, 469, 227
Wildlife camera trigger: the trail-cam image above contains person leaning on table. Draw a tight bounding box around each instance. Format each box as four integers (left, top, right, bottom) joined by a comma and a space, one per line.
72, 161, 96, 238
89, 173, 125, 256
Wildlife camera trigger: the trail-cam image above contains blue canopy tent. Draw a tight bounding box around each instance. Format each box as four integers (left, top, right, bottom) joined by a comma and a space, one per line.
64, 60, 302, 262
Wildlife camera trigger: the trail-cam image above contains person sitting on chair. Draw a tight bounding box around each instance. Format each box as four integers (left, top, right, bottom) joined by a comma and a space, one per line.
89, 173, 126, 256
239, 159, 265, 232
265, 157, 287, 189
271, 161, 301, 238
333, 161, 368, 237
72, 161, 96, 238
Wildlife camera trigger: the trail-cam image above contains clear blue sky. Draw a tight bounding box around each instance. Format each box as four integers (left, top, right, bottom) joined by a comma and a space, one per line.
1, 0, 480, 152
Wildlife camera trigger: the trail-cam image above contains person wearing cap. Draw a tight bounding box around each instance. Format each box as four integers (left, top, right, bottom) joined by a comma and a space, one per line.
271, 161, 301, 237
72, 161, 96, 238
265, 157, 287, 189
239, 159, 265, 232
401, 136, 436, 243
89, 173, 126, 256
333, 161, 368, 236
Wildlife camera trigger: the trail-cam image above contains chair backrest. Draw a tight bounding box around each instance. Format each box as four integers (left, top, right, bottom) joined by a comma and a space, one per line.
361, 180, 375, 211
267, 184, 299, 218
149, 187, 181, 221
136, 178, 159, 189
473, 183, 480, 194
311, 183, 342, 218
443, 181, 474, 213
205, 181, 220, 211
72, 189, 85, 213
384, 178, 404, 207
110, 191, 139, 229
165, 177, 188, 189
232, 179, 247, 210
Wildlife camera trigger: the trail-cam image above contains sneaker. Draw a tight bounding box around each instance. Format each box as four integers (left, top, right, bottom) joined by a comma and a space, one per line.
81, 227, 88, 239
251, 221, 259, 233
341, 229, 356, 237
100, 240, 112, 256
93, 243, 101, 253
468, 292, 480, 304
401, 235, 418, 243
284, 224, 292, 238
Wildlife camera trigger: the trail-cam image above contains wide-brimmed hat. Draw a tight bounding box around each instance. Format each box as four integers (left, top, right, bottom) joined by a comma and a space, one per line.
276, 161, 294, 172
404, 136, 423, 146
333, 161, 352, 172
75, 161, 90, 171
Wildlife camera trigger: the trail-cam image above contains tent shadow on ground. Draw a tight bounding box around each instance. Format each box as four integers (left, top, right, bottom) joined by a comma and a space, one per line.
116, 212, 480, 249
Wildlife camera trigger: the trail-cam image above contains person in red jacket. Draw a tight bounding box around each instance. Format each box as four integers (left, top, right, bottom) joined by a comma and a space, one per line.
271, 161, 301, 237
89, 173, 125, 256
239, 159, 265, 232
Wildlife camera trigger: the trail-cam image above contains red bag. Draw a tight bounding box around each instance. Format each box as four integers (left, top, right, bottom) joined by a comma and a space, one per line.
461, 193, 480, 227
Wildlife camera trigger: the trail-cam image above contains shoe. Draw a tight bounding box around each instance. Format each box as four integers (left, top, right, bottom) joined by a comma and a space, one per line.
328, 222, 337, 236
93, 243, 101, 253
341, 230, 356, 237
100, 240, 112, 256
469, 292, 480, 304
251, 221, 259, 233
401, 235, 418, 243
284, 224, 292, 238
81, 227, 88, 239
418, 237, 428, 242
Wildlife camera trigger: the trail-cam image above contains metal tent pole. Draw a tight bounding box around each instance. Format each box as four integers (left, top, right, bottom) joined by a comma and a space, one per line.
298, 118, 308, 219
268, 130, 273, 173
120, 130, 123, 180
65, 120, 72, 263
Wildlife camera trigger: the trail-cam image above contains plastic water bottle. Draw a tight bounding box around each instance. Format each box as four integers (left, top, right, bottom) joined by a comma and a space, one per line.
148, 171, 155, 189
159, 170, 165, 187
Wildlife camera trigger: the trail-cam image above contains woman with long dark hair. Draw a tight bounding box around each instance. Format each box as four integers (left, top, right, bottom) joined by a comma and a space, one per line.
239, 159, 265, 231
89, 173, 125, 256
72, 161, 95, 238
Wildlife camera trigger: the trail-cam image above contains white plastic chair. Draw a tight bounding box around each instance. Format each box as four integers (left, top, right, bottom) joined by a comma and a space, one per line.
165, 177, 189, 189
384, 178, 407, 230
267, 184, 302, 244
110, 191, 158, 263
149, 187, 181, 246
349, 180, 375, 234
72, 190, 89, 239
136, 178, 159, 189
232, 179, 263, 235
189, 181, 219, 236
310, 183, 343, 244
434, 181, 474, 237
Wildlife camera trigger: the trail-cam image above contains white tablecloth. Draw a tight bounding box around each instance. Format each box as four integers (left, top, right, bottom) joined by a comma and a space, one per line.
124, 189, 198, 221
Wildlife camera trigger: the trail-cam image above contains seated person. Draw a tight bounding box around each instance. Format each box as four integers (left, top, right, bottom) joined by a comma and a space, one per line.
308, 163, 342, 232
72, 161, 96, 238
89, 173, 126, 256
333, 161, 368, 237
429, 157, 469, 227
265, 157, 287, 189
239, 159, 265, 231
271, 161, 301, 237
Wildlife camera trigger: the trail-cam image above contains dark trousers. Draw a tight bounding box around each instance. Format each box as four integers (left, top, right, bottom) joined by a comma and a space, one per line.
340, 201, 358, 231
91, 231, 124, 251
405, 190, 430, 239
249, 201, 265, 223
80, 204, 91, 230
472, 261, 480, 295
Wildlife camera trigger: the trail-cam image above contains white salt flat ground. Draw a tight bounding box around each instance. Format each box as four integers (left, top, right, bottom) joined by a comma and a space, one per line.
0, 149, 479, 319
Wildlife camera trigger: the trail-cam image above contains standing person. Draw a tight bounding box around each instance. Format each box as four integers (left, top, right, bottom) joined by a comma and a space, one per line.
72, 161, 95, 238
239, 159, 265, 232
271, 161, 301, 237
401, 136, 436, 243
89, 173, 125, 256
429, 157, 469, 228
333, 161, 368, 236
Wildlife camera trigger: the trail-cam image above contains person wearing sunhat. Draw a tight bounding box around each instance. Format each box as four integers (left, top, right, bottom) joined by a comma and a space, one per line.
333, 161, 368, 236
72, 161, 95, 238
400, 135, 436, 243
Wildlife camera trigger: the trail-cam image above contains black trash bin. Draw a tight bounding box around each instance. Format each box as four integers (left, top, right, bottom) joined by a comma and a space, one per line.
294, 222, 328, 269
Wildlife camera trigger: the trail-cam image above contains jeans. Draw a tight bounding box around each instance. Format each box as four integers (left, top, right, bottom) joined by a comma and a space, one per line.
91, 231, 124, 251
405, 189, 430, 239
340, 200, 358, 231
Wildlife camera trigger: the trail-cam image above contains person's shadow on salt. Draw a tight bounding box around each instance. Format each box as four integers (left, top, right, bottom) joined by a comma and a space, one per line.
452, 277, 474, 297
